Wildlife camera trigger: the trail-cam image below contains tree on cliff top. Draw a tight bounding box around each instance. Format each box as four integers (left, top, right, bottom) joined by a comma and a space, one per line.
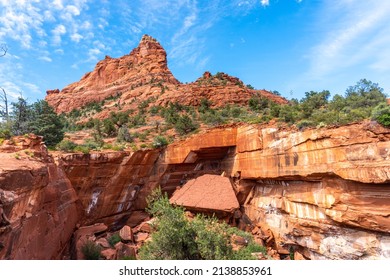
28, 100, 64, 147
10, 98, 64, 147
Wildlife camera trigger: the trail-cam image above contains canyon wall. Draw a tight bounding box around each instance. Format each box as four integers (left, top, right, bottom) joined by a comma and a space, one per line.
1, 121, 389, 259
164, 121, 390, 259
0, 136, 79, 259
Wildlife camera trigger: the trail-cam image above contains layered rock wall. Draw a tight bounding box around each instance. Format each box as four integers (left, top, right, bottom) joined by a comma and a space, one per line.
164, 121, 390, 259
1, 121, 389, 259
0, 137, 79, 259
58, 149, 163, 228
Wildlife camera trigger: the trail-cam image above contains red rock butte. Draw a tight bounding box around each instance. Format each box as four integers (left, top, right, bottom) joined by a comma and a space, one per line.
45, 34, 287, 116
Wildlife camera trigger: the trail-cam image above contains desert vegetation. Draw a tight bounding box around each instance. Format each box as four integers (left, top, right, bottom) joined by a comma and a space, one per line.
0, 78, 389, 153
138, 188, 267, 260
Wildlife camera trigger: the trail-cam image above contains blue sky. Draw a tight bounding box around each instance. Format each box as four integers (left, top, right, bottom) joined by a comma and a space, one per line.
1, 0, 390, 103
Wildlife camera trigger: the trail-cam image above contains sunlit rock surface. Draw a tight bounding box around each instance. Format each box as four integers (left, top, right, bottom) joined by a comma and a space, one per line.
1, 121, 389, 259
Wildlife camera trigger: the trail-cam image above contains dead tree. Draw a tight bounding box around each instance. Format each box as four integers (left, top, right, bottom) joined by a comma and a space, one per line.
0, 87, 9, 122
0, 44, 7, 57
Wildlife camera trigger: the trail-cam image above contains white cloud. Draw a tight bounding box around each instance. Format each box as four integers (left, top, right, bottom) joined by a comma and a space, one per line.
0, 1, 44, 48
39, 56, 52, 62
81, 21, 93, 30
52, 24, 67, 45
66, 5, 81, 16
306, 1, 390, 79
55, 49, 64, 55
71, 33, 83, 42
260, 0, 269, 6
53, 0, 64, 10
87, 48, 102, 61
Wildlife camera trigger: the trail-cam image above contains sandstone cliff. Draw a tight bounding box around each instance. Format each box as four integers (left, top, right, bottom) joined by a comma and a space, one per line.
1, 121, 389, 259
164, 121, 390, 259
0, 136, 80, 259
45, 35, 287, 116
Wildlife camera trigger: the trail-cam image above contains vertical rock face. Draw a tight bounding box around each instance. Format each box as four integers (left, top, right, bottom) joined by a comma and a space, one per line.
162, 121, 390, 259
58, 149, 164, 228
1, 121, 390, 259
0, 136, 79, 259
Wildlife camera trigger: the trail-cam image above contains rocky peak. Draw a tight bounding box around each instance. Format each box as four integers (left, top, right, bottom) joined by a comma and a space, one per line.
128, 34, 169, 73
46, 34, 287, 114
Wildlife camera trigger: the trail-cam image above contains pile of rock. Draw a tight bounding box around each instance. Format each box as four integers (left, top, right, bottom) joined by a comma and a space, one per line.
73, 218, 154, 260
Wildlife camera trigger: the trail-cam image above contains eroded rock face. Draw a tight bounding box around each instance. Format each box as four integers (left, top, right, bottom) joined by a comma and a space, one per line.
0, 137, 80, 260
243, 179, 390, 259
1, 121, 389, 259
57, 149, 164, 228
45, 35, 286, 116
163, 121, 390, 259
234, 122, 390, 183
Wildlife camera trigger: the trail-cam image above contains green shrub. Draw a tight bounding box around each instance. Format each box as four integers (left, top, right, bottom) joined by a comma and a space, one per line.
152, 135, 168, 148
56, 139, 77, 152
81, 240, 102, 260
149, 105, 162, 115
102, 119, 117, 137
296, 119, 315, 130
112, 143, 125, 151
174, 114, 198, 135
201, 110, 226, 126
103, 143, 113, 150
117, 125, 133, 143
74, 145, 90, 154
0, 128, 12, 139
138, 188, 267, 260
372, 102, 390, 127
198, 98, 212, 113
130, 143, 138, 151
83, 138, 103, 150
108, 233, 121, 247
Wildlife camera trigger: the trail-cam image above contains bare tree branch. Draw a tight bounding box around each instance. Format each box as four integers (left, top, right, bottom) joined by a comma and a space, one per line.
0, 87, 9, 121
0, 44, 7, 57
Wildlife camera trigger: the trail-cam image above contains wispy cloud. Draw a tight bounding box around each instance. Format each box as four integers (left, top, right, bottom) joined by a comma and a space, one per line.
305, 1, 390, 80
39, 56, 52, 62
0, 0, 90, 49
52, 24, 67, 45
0, 55, 38, 100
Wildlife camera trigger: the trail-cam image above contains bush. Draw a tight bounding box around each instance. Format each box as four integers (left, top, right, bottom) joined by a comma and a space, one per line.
200, 110, 226, 126
174, 114, 198, 135
102, 118, 117, 137
56, 139, 77, 152
74, 145, 90, 154
108, 233, 121, 247
0, 128, 11, 139
296, 119, 315, 130
112, 143, 125, 151
372, 102, 390, 127
117, 125, 133, 143
81, 240, 102, 260
84, 138, 102, 150
152, 135, 168, 148
138, 188, 267, 260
